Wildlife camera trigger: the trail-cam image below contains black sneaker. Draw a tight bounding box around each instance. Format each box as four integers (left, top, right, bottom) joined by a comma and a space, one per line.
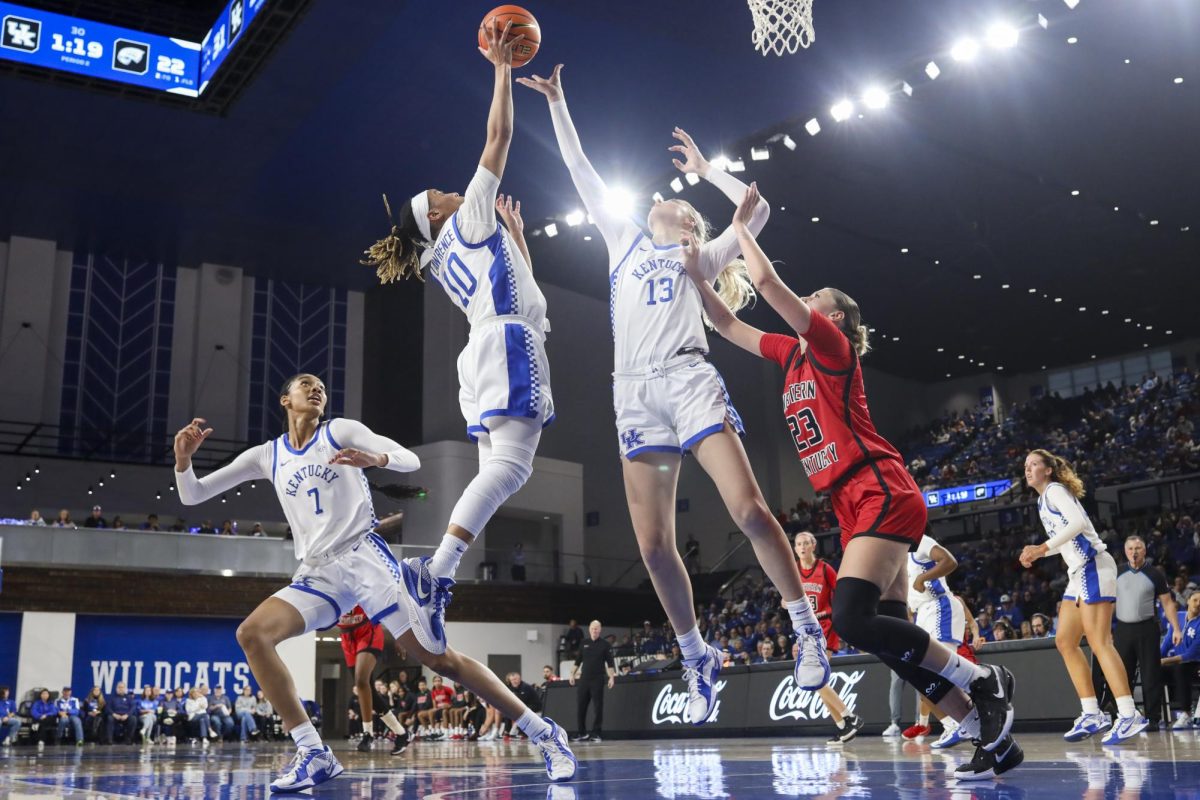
590, 734, 602, 743
955, 736, 1024, 781
570, 733, 591, 742
357, 733, 373, 752
391, 733, 409, 755
968, 664, 1015, 751
839, 714, 865, 743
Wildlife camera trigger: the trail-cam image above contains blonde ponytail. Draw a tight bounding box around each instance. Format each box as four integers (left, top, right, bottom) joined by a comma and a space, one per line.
1029, 448, 1087, 498
713, 258, 756, 315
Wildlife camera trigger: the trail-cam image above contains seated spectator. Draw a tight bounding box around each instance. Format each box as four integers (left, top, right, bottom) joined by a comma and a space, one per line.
219, 520, 235, 536
82, 504, 108, 529
136, 687, 158, 743
111, 516, 127, 530
27, 509, 46, 526
253, 690, 275, 740
31, 688, 57, 746
141, 514, 161, 532
541, 665, 559, 687
106, 681, 137, 743
751, 640, 777, 665
208, 685, 235, 739
501, 673, 539, 736
392, 685, 416, 731
463, 692, 486, 739
82, 686, 106, 743
976, 611, 995, 642
159, 687, 186, 743
233, 685, 259, 742
53, 508, 73, 528
448, 683, 469, 733
0, 686, 22, 746
198, 520, 217, 534
1030, 614, 1052, 638
991, 619, 1015, 642
1162, 592, 1200, 726
250, 522, 266, 537
185, 687, 217, 743
413, 679, 435, 733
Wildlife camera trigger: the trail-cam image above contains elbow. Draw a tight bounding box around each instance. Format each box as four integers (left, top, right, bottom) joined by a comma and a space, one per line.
488, 123, 514, 145
753, 198, 771, 228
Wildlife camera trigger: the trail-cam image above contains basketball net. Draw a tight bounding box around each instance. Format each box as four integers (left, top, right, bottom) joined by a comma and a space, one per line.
747, 0, 814, 55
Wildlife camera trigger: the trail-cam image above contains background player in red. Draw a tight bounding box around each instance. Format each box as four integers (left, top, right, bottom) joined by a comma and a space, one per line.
336, 605, 408, 755
681, 185, 1019, 781
793, 531, 864, 742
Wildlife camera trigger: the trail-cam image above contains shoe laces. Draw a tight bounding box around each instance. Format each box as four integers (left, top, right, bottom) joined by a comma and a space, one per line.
799, 634, 824, 667
278, 748, 310, 780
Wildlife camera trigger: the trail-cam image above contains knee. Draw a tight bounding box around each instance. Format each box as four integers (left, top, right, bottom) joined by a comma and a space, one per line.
488, 451, 533, 495
831, 577, 881, 647
637, 535, 678, 572
1055, 635, 1078, 656
729, 497, 775, 536
423, 651, 459, 680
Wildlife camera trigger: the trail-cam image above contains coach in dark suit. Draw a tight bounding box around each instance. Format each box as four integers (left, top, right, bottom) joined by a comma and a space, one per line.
570, 619, 615, 742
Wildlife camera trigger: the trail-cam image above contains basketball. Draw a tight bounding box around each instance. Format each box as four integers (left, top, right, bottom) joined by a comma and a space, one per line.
478, 5, 540, 68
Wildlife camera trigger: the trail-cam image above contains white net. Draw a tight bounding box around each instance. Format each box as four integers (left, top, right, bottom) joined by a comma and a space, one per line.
747, 0, 815, 56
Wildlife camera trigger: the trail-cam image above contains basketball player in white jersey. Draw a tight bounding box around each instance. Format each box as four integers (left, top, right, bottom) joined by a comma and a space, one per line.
520, 65, 829, 725
361, 20, 554, 660
1020, 448, 1148, 744
173, 375, 576, 791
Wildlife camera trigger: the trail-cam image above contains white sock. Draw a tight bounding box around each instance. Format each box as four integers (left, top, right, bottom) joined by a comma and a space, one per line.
289, 722, 321, 751
516, 710, 551, 740
936, 653, 989, 689
957, 707, 981, 740
943, 717, 958, 731
677, 626, 707, 662
1116, 695, 1136, 718
379, 711, 404, 736
1081, 697, 1100, 716
785, 598, 819, 631
835, 717, 846, 729
428, 533, 469, 579
918, 713, 929, 726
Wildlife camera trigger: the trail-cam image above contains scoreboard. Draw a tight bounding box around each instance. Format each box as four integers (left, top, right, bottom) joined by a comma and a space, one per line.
199, 0, 268, 90
924, 479, 1015, 509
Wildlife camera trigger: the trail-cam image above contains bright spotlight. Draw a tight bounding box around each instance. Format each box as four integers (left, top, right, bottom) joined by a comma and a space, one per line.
604, 188, 635, 217
862, 86, 889, 109
751, 146, 770, 161
711, 155, 730, 171
986, 22, 1019, 49
950, 37, 980, 62
670, 177, 684, 193
544, 223, 557, 237
901, 81, 913, 97
728, 159, 746, 173
1037, 14, 1048, 29
565, 210, 585, 227
830, 99, 854, 121
651, 191, 664, 203
804, 118, 821, 137
925, 61, 941, 80
1063, 0, 1079, 9
685, 172, 700, 186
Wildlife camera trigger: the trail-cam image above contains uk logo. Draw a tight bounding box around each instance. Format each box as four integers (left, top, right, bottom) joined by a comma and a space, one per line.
2, 15, 40, 52
621, 428, 646, 450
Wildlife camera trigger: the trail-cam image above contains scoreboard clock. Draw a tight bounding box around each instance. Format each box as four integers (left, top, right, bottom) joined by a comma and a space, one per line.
925, 479, 1015, 509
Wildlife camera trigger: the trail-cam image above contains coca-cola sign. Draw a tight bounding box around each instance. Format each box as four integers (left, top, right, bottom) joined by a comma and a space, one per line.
651, 680, 728, 725
768, 670, 865, 722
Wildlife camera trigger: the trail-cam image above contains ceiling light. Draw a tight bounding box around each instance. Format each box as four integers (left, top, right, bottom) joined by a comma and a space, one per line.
805, 118, 821, 137
1001, 284, 1010, 289
1113, 206, 1119, 211
1078, 306, 1086, 311
1145, 325, 1153, 330
830, 99, 854, 122
811, 216, 820, 223
900, 247, 909, 254
711, 155, 729, 171
1175, 77, 1184, 84
751, 146, 770, 161
951, 38, 980, 62
543, 223, 558, 237
1124, 59, 1131, 64
583, 235, 592, 241
1028, 288, 1037, 293
728, 159, 746, 173
1101, 309, 1109, 315
565, 210, 585, 227
997, 366, 1004, 371
973, 274, 981, 280
1063, 0, 1079, 9
670, 177, 683, 193
1054, 297, 1062, 302
685, 172, 700, 186
1149, 220, 1159, 226
958, 355, 965, 360
1070, 190, 1080, 196
892, 336, 900, 342
652, 191, 664, 203
1124, 318, 1132, 323
862, 86, 889, 109
946, 373, 952, 378
1037, 14, 1048, 29
1166, 330, 1174, 335
986, 22, 1019, 49
901, 81, 913, 97
1066, 36, 1078, 44
784, 133, 799, 149
925, 61, 941, 80
937, 347, 945, 352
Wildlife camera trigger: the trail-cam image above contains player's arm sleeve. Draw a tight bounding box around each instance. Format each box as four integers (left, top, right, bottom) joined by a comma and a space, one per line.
696, 167, 770, 281
548, 100, 639, 252
453, 165, 502, 244
329, 418, 420, 473
801, 311, 853, 370
1041, 484, 1088, 553
758, 332, 800, 368
175, 445, 269, 506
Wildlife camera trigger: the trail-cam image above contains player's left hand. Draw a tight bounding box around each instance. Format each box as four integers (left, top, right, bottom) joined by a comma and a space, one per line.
1018, 544, 1045, 568
732, 183, 760, 233
679, 231, 702, 279
669, 127, 710, 176
912, 577, 927, 594
480, 18, 525, 68
496, 194, 523, 234
330, 448, 386, 468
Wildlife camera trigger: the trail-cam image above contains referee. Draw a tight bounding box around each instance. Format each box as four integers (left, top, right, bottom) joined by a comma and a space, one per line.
570, 619, 616, 742
1100, 535, 1182, 728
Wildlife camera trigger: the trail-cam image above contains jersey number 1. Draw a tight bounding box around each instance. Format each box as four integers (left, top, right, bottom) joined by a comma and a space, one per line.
786, 408, 824, 452
307, 487, 324, 515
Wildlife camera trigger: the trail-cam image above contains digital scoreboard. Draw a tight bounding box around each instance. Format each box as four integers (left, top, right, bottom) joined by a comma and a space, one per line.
924, 479, 1015, 509
199, 0, 268, 91
0, 1, 200, 95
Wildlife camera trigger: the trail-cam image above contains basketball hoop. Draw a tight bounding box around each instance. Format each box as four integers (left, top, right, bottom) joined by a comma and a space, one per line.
747, 0, 815, 56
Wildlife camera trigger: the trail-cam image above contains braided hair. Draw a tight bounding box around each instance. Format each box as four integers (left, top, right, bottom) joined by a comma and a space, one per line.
360, 194, 430, 284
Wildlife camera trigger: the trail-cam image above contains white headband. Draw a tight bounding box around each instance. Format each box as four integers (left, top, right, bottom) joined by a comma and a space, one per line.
409, 190, 432, 243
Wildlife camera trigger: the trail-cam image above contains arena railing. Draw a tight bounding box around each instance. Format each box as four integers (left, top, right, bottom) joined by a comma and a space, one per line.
0, 419, 250, 470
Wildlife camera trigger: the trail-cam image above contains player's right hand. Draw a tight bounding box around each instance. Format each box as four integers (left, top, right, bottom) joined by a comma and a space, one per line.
174, 417, 213, 463
732, 183, 760, 234
679, 231, 702, 279
480, 18, 525, 68
517, 63, 563, 102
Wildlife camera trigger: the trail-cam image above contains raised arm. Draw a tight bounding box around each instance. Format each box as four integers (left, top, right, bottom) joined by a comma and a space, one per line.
477, 19, 522, 180
496, 193, 532, 272
680, 231, 767, 356
728, 184, 814, 337
327, 418, 420, 473
518, 66, 636, 249
174, 418, 268, 505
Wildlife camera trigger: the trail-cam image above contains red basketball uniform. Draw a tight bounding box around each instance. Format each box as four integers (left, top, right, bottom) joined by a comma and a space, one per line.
337, 605, 384, 668
760, 312, 927, 550
799, 558, 840, 651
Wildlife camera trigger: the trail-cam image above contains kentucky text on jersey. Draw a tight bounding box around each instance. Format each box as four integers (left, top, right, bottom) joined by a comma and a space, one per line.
783, 380, 818, 407
428, 226, 455, 279
801, 443, 839, 477
284, 464, 340, 497
630, 258, 685, 280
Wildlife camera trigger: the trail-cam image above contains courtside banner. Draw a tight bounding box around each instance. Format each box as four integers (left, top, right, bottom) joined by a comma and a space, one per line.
0, 612, 21, 688
71, 615, 257, 695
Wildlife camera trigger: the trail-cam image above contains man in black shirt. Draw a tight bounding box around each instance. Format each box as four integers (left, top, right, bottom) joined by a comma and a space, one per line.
82, 505, 107, 529
570, 619, 615, 742
563, 619, 584, 660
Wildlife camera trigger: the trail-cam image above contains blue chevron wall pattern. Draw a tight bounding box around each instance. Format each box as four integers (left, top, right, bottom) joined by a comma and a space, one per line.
59, 255, 176, 461
248, 279, 347, 444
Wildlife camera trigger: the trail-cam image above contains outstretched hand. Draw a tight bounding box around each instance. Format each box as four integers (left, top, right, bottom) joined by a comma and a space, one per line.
479, 17, 524, 67
330, 448, 386, 469
496, 193, 524, 234
1018, 543, 1047, 569
733, 183, 761, 233
669, 127, 710, 176
174, 417, 213, 465
516, 63, 564, 102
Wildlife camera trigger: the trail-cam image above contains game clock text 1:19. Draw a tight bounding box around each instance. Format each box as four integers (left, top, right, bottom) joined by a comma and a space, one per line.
50, 27, 103, 59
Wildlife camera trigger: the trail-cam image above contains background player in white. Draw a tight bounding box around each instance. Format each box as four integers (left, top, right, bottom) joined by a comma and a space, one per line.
361, 20, 554, 657
174, 374, 576, 790
1020, 448, 1149, 744
520, 64, 829, 725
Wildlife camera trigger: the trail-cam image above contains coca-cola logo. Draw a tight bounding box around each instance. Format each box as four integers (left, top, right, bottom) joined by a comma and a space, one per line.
768, 670, 865, 722
651, 680, 727, 725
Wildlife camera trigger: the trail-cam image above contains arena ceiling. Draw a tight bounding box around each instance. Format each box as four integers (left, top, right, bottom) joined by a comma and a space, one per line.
0, 0, 1195, 380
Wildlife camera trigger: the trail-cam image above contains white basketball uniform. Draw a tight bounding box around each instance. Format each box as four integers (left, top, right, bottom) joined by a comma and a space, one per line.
174, 417, 421, 634
1039, 481, 1117, 604
548, 100, 760, 458
906, 534, 965, 645
422, 166, 554, 442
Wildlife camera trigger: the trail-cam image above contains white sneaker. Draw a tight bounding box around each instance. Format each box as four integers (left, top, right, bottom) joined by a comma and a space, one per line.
1172, 711, 1192, 730
270, 745, 344, 793
401, 557, 455, 654
881, 722, 902, 737
202, 738, 210, 749
1101, 713, 1149, 745
37, 740, 44, 750
681, 644, 722, 725
795, 625, 831, 690
531, 718, 577, 782
930, 720, 966, 749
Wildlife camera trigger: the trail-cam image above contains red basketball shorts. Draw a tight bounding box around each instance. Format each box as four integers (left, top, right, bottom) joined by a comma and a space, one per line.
339, 622, 384, 668
834, 458, 928, 551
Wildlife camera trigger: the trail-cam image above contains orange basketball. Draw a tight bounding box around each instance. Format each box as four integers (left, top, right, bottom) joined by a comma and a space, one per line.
478, 5, 540, 68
